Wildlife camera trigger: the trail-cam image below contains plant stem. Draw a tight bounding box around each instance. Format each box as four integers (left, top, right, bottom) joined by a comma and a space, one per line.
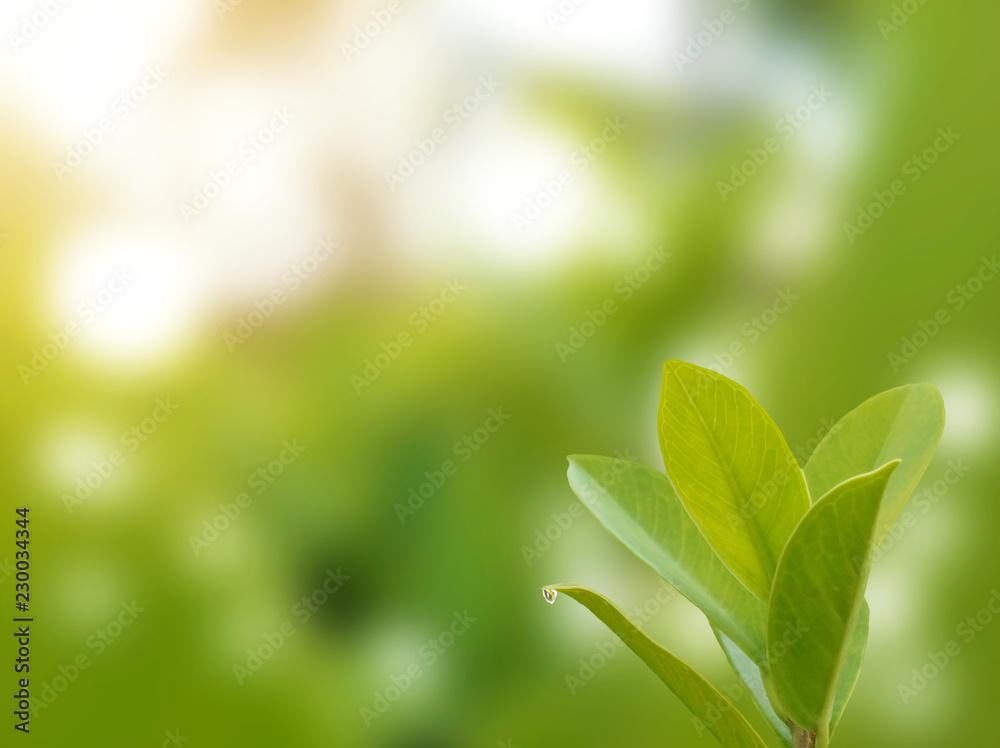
790, 724, 817, 748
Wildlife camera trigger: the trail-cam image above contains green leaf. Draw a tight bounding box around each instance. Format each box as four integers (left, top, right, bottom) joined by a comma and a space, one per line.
829, 603, 869, 735
713, 608, 868, 746
712, 626, 793, 747
767, 461, 900, 740
567, 455, 766, 662
803, 383, 945, 544
544, 584, 768, 748
657, 361, 811, 600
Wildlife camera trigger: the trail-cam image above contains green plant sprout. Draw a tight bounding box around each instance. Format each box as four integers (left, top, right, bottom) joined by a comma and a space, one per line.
543, 361, 944, 748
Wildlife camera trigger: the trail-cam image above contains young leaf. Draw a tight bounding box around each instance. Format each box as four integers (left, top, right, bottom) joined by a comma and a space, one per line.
544, 584, 768, 748
567, 455, 766, 661
803, 383, 945, 544
828, 603, 869, 735
714, 606, 868, 747
657, 361, 811, 600
767, 461, 900, 740
712, 626, 793, 747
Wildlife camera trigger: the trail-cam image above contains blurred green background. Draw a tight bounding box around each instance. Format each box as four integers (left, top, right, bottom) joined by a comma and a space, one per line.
1, 0, 998, 745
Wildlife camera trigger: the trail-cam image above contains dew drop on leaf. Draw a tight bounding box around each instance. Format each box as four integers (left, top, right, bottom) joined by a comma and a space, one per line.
542, 588, 558, 604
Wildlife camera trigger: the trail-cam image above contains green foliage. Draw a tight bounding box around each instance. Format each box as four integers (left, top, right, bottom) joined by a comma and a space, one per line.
767, 461, 898, 742
545, 362, 944, 746
567, 456, 766, 661
713, 626, 793, 746
545, 585, 768, 748
657, 361, 811, 601
803, 383, 945, 545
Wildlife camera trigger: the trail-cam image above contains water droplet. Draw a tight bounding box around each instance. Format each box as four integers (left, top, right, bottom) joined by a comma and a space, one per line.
542, 588, 558, 604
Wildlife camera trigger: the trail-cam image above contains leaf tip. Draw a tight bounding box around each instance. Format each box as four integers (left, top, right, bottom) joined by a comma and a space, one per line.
877, 458, 903, 475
